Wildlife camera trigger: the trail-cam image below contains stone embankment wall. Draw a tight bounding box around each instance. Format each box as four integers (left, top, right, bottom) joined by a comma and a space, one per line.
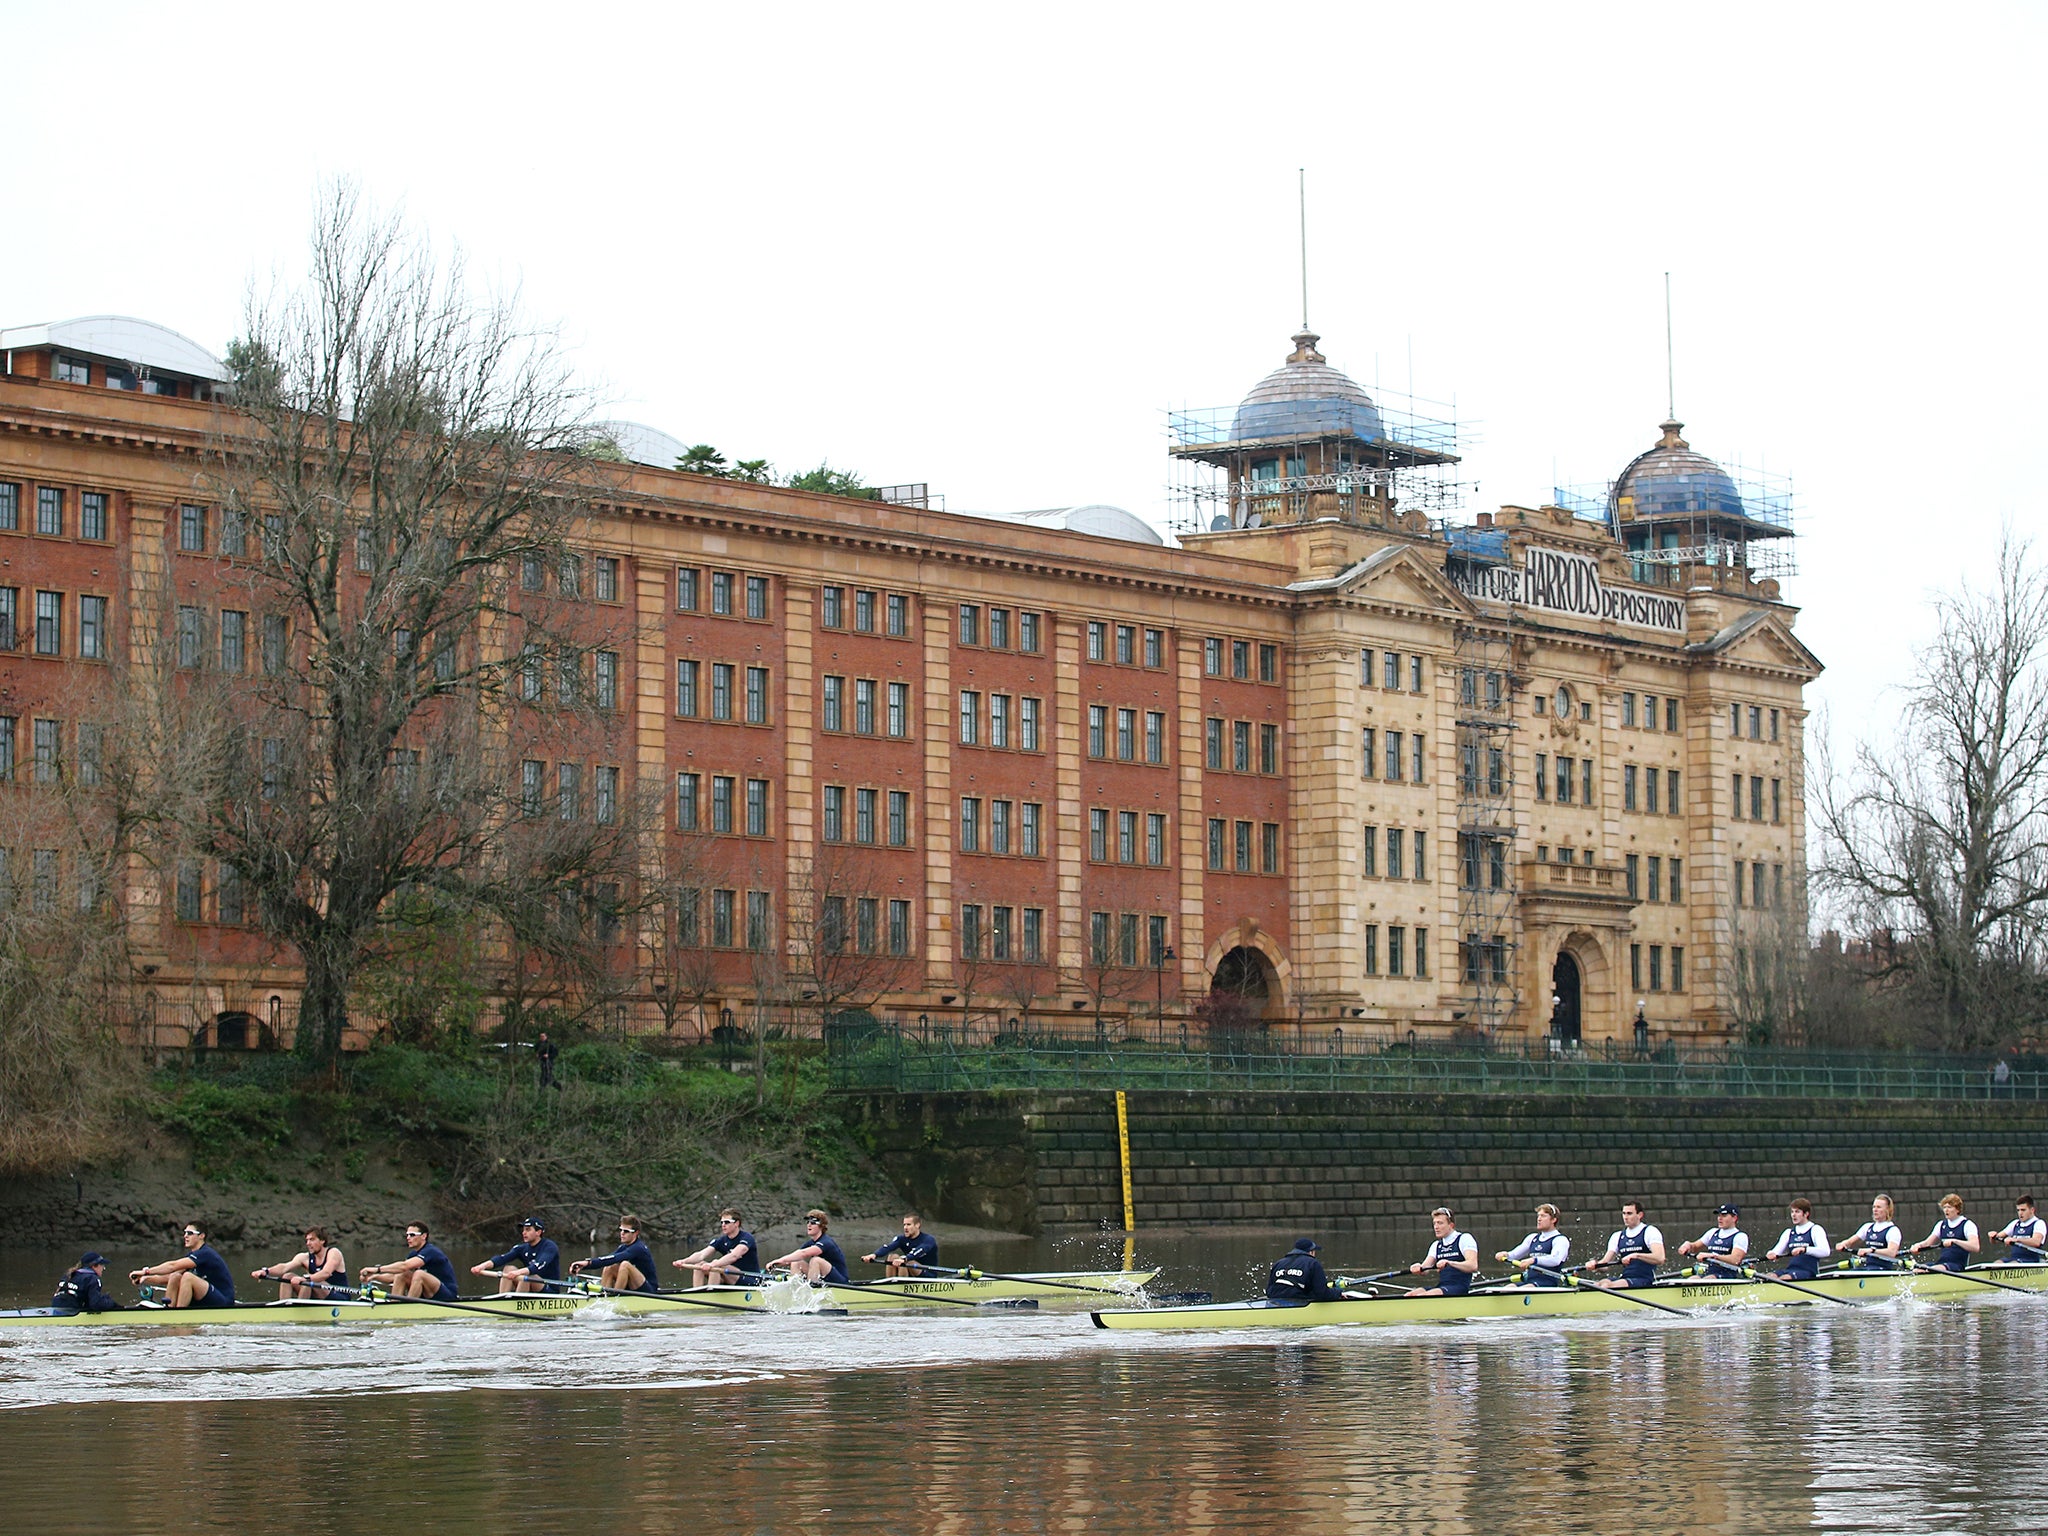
840, 1091, 2048, 1237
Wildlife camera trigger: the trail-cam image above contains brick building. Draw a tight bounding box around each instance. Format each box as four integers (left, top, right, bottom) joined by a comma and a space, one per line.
0, 315, 1817, 1049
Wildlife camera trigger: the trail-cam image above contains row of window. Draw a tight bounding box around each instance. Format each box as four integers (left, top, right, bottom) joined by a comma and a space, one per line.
676, 660, 773, 724
824, 675, 916, 738
1536, 844, 1595, 866
1360, 648, 1427, 694
516, 761, 623, 823
0, 483, 111, 542
1622, 765, 1682, 815
1624, 853, 1684, 904
1360, 728, 1428, 784
1732, 774, 1785, 824
675, 772, 773, 837
1458, 834, 1508, 891
516, 644, 621, 710
518, 552, 622, 602
1362, 924, 1430, 979
959, 690, 1043, 750
818, 893, 916, 956
1086, 808, 1171, 866
673, 886, 784, 952
0, 588, 109, 659
1621, 692, 1682, 732
1533, 753, 1594, 805
1363, 825, 1429, 881
0, 717, 104, 785
1205, 637, 1281, 683
960, 797, 1044, 856
960, 902, 1048, 962
1534, 684, 1592, 721
1206, 818, 1283, 874
0, 846, 103, 915
1630, 942, 1686, 992
1458, 743, 1508, 797
1207, 717, 1279, 775
1732, 703, 1783, 742
822, 586, 913, 637
822, 785, 918, 847
1736, 860, 1788, 908
959, 603, 1042, 652
1086, 621, 1164, 668
678, 569, 772, 620
1457, 667, 1508, 712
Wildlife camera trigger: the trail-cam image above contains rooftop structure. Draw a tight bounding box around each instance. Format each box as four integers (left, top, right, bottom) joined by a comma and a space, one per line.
0, 315, 227, 399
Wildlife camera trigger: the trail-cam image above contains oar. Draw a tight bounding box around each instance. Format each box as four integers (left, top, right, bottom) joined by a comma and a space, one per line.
919, 1264, 1149, 1298
538, 1275, 831, 1315
774, 1273, 1039, 1310
1736, 1263, 1861, 1307
1901, 1256, 2040, 1296
1330, 1267, 1406, 1290
1559, 1271, 1691, 1317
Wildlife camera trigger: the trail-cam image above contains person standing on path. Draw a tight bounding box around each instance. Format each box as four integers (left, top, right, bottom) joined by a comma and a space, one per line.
536, 1031, 559, 1090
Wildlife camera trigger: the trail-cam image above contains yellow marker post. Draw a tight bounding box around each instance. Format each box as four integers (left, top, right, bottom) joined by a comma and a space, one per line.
1115, 1088, 1135, 1232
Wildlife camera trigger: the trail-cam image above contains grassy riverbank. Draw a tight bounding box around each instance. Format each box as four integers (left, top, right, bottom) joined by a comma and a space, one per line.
0, 1039, 907, 1251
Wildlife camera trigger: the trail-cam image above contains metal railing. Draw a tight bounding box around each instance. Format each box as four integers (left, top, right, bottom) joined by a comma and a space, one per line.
827, 1025, 2047, 1103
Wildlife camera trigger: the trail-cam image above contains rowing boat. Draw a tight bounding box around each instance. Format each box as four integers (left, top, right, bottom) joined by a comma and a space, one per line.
1090, 1263, 2048, 1331
0, 1268, 1157, 1327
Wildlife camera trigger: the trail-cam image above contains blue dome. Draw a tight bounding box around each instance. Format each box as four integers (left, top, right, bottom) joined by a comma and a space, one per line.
1614, 421, 1746, 519
1228, 330, 1387, 445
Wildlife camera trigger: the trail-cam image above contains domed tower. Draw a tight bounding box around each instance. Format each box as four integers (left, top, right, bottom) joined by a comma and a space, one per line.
1610, 418, 1793, 585
1170, 329, 1457, 532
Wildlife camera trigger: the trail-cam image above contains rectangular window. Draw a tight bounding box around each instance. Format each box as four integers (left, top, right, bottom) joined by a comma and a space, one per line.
1410, 655, 1424, 693
839, 677, 866, 735
1087, 704, 1106, 758
746, 891, 772, 951
520, 555, 545, 593
1650, 945, 1664, 992
36, 592, 63, 657
1021, 800, 1041, 857
1204, 637, 1224, 676
821, 586, 845, 628
1770, 708, 1781, 742
33, 488, 64, 538
1581, 758, 1593, 807
593, 765, 618, 825
1755, 862, 1768, 907
1261, 822, 1280, 874
677, 659, 700, 716
355, 526, 377, 573
1772, 778, 1783, 823
1535, 752, 1548, 801
853, 896, 878, 955
174, 859, 201, 923
989, 607, 1010, 649
0, 483, 15, 530
1631, 943, 1643, 991
711, 775, 734, 834
1385, 730, 1404, 782
1090, 912, 1112, 966
1086, 620, 1106, 661
1117, 708, 1136, 761
856, 787, 877, 845
593, 556, 619, 603
1648, 855, 1662, 902
960, 605, 981, 646
1231, 639, 1250, 679
557, 762, 581, 820
1208, 818, 1226, 871
1669, 770, 1681, 816
823, 676, 844, 733
1023, 907, 1044, 961
1260, 722, 1278, 775
854, 590, 876, 632
875, 591, 904, 637
673, 888, 700, 949
1622, 693, 1637, 728
1732, 772, 1744, 818
75, 594, 108, 661
1361, 727, 1376, 779
990, 904, 1012, 960
1019, 696, 1040, 751
1489, 840, 1505, 890
880, 680, 902, 737
990, 693, 1011, 749
558, 555, 582, 601
1415, 927, 1430, 979
1117, 913, 1139, 968
75, 723, 102, 788
744, 576, 768, 620
1233, 719, 1251, 772
823, 784, 845, 842
1363, 826, 1378, 877
1364, 925, 1379, 976
1748, 705, 1762, 740
1555, 754, 1572, 805
678, 569, 699, 611
1751, 775, 1764, 822
819, 895, 847, 956
1730, 701, 1742, 737
1460, 834, 1479, 889
1115, 624, 1134, 665
1626, 853, 1640, 899
1147, 812, 1167, 867
1666, 697, 1680, 733
711, 663, 734, 720
741, 778, 767, 836
1018, 610, 1039, 652
888, 789, 910, 847
1413, 733, 1426, 783
1387, 827, 1405, 881
1206, 717, 1224, 771
31, 718, 58, 783
217, 610, 246, 673
1144, 628, 1164, 668
0, 716, 13, 779
712, 890, 736, 947
1384, 652, 1401, 690
1088, 807, 1108, 862
1360, 649, 1374, 687
78, 491, 109, 543
1625, 764, 1638, 811
1412, 829, 1426, 880
594, 651, 618, 711
1774, 864, 1785, 907
711, 572, 733, 615
886, 898, 910, 956
519, 759, 545, 816
1147, 711, 1166, 765
991, 797, 1011, 854
0, 588, 11, 650
962, 797, 983, 853
677, 772, 700, 830
1118, 810, 1138, 864
1671, 945, 1684, 990
1645, 765, 1660, 813
1388, 925, 1405, 977
1670, 857, 1683, 903
745, 666, 769, 724
1147, 914, 1169, 968
1259, 643, 1278, 683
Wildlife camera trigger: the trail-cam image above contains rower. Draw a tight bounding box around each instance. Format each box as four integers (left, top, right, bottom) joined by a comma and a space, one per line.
1266, 1237, 1345, 1302
1763, 1198, 1832, 1281
1908, 1194, 1979, 1271
1991, 1195, 2046, 1264
472, 1217, 560, 1293
253, 1227, 349, 1300
129, 1221, 236, 1309
1497, 1204, 1571, 1286
572, 1215, 657, 1292
359, 1222, 460, 1299
675, 1208, 759, 1288
863, 1212, 939, 1277
1678, 1204, 1750, 1277
1586, 1201, 1665, 1289
1838, 1194, 1904, 1270
768, 1210, 851, 1285
1405, 1207, 1479, 1297
52, 1252, 122, 1314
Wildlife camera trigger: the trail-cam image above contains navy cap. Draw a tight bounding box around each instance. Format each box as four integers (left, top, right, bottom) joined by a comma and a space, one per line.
79, 1251, 107, 1267
1715, 1203, 1740, 1217
520, 1216, 545, 1230
1291, 1237, 1320, 1252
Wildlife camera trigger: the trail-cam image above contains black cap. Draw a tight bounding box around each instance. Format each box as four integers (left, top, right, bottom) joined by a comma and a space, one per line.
1715, 1203, 1740, 1217
1291, 1237, 1320, 1252
520, 1216, 545, 1230
79, 1251, 107, 1267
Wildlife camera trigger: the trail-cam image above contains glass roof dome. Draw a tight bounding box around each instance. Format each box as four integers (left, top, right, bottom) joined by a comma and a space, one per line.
1229, 330, 1387, 445
1614, 420, 1746, 519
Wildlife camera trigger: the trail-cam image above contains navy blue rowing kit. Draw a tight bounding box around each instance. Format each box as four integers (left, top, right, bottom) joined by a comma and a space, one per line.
1925, 1217, 1977, 1270
187, 1244, 236, 1306
1424, 1231, 1477, 1296
1506, 1230, 1570, 1285
810, 1235, 851, 1285
871, 1231, 940, 1269
1695, 1227, 1750, 1275
1607, 1224, 1663, 1287
1769, 1223, 1831, 1281
2002, 1216, 2045, 1263
1847, 1221, 1902, 1270
1266, 1248, 1343, 1302
52, 1268, 121, 1313
413, 1243, 460, 1298
587, 1237, 658, 1289
490, 1239, 562, 1283
709, 1230, 758, 1276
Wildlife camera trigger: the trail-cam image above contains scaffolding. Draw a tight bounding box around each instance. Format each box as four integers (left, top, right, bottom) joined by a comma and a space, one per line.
1553, 455, 1797, 586
1446, 533, 1519, 1037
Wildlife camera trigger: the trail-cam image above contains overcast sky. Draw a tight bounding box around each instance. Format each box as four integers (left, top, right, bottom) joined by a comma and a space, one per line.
6, 3, 2044, 746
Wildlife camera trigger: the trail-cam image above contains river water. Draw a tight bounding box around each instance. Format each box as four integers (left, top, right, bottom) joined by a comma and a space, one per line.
0, 1232, 2040, 1533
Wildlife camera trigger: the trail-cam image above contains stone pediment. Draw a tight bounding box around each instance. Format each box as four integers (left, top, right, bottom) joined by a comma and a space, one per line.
1291, 542, 1474, 617
1686, 608, 1823, 679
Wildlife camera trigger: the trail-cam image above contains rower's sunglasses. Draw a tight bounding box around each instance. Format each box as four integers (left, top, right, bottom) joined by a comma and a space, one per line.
183, 1229, 203, 1237
720, 1218, 738, 1226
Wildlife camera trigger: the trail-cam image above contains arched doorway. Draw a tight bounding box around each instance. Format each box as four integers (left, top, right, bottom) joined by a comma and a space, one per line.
213, 1011, 260, 1050
1550, 952, 1582, 1044
1212, 946, 1274, 1003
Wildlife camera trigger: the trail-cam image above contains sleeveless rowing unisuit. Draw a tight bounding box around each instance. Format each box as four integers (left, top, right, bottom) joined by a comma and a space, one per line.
1430, 1231, 1473, 1297
2006, 1216, 2045, 1264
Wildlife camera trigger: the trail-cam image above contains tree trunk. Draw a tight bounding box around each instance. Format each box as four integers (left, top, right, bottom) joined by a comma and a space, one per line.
296, 938, 353, 1069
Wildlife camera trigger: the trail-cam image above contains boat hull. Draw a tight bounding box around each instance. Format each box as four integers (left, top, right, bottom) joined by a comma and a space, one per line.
1090, 1264, 2048, 1331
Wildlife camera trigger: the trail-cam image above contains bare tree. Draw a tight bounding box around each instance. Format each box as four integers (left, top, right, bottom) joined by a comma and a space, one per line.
1726, 898, 1809, 1046
996, 958, 1051, 1040
1816, 535, 2048, 1048
157, 185, 649, 1065
783, 845, 917, 1037
1079, 919, 1145, 1039
645, 844, 724, 1042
